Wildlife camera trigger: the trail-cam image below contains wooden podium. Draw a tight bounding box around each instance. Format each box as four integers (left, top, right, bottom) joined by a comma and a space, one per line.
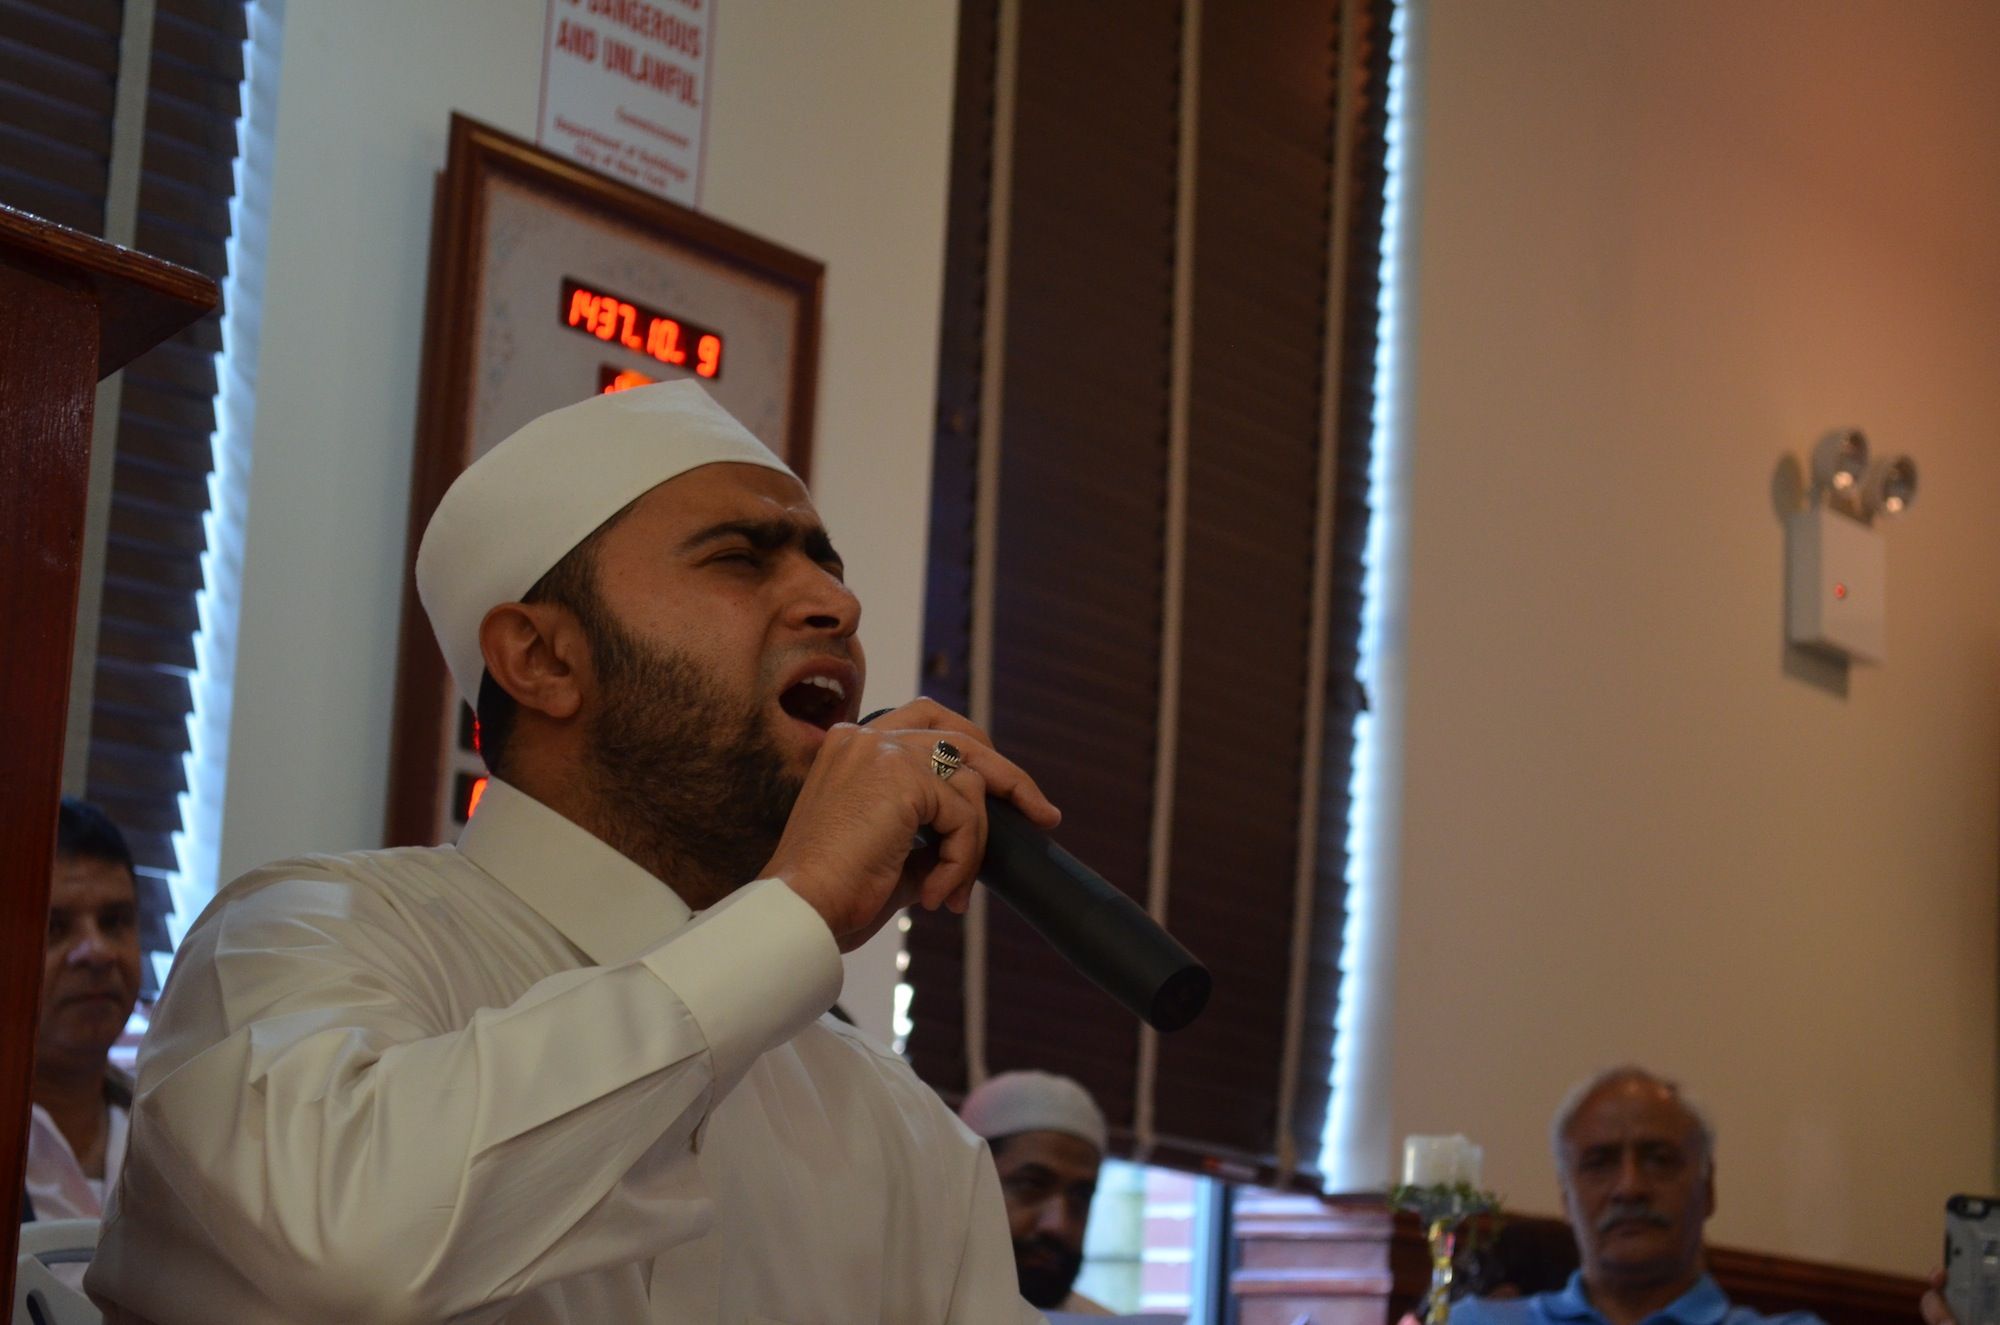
0, 204, 216, 1305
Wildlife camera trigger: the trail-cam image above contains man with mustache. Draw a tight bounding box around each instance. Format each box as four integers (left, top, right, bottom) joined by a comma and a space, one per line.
89, 382, 1059, 1322
1451, 1067, 1824, 1325
960, 1071, 1111, 1315
25, 798, 142, 1224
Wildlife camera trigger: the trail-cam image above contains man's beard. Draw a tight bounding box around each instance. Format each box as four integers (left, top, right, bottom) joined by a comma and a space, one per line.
1013, 1234, 1084, 1309
580, 611, 804, 908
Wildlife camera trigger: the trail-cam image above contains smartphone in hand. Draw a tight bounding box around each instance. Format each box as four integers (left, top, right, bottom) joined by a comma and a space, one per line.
1946, 1194, 2000, 1325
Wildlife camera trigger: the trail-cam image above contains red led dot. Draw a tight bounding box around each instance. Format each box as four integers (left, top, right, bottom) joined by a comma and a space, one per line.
1834, 583, 1848, 600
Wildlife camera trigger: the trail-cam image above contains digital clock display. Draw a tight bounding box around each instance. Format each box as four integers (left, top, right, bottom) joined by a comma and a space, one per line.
599, 365, 658, 394
561, 278, 724, 379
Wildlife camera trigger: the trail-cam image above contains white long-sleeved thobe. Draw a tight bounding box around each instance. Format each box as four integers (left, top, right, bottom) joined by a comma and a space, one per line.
86, 779, 1036, 1324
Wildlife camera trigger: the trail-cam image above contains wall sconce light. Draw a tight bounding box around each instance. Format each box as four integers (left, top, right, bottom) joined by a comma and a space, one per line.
1810, 428, 1870, 504
1787, 429, 1918, 665
1859, 455, 1917, 520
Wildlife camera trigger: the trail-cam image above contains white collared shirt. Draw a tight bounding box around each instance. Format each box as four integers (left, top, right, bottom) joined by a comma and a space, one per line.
26, 1095, 127, 1221
88, 779, 1036, 1324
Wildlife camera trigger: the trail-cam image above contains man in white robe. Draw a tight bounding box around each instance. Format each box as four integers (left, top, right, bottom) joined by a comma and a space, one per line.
960, 1071, 1114, 1316
87, 381, 1059, 1323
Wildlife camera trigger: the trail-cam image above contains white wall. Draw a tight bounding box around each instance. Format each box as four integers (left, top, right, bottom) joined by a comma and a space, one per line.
219, 0, 956, 1040
1379, 0, 2000, 1274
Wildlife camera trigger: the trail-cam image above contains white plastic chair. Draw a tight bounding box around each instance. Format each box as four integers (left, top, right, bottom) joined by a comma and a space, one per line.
13, 1220, 103, 1325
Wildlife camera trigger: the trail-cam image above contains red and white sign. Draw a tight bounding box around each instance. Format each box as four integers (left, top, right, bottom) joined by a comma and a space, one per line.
537, 0, 715, 206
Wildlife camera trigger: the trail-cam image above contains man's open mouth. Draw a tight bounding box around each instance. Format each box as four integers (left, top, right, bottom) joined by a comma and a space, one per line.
778, 674, 849, 730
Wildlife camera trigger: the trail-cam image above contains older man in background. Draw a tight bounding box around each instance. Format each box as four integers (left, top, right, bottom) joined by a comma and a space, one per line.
962, 1070, 1113, 1316
1451, 1066, 1824, 1325
24, 798, 142, 1224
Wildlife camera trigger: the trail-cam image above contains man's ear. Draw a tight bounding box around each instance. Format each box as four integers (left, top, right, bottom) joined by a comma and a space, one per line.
479, 601, 589, 720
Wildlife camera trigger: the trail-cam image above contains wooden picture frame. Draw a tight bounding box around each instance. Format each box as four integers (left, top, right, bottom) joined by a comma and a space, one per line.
384, 113, 823, 848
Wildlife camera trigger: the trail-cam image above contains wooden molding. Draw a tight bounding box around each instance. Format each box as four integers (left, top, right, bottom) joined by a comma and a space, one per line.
0, 204, 216, 375
1232, 1195, 1925, 1325
0, 200, 215, 1315
1710, 1242, 1924, 1324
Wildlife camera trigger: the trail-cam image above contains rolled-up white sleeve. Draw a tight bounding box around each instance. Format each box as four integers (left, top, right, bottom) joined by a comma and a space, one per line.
89, 871, 841, 1324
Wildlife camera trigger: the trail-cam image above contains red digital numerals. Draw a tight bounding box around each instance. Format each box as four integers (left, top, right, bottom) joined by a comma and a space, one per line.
562, 279, 723, 379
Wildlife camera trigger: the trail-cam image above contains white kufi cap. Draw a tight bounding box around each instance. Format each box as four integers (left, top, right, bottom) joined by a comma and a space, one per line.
958, 1070, 1108, 1153
417, 381, 795, 708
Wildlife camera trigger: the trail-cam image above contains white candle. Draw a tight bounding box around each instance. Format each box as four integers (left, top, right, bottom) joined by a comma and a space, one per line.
1402, 1134, 1483, 1187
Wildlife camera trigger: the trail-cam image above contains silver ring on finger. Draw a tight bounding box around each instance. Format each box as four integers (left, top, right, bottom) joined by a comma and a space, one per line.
930, 740, 964, 782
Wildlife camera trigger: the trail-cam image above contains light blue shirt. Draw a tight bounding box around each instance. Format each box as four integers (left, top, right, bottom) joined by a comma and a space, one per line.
1448, 1271, 1826, 1325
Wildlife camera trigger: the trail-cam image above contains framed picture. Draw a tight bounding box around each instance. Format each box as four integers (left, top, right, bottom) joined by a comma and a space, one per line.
385, 113, 823, 847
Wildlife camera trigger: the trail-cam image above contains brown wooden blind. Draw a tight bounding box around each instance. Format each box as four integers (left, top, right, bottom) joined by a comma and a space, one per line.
0, 0, 123, 233
911, 0, 1001, 1093
1155, 0, 1345, 1173
90, 0, 246, 991
1, 0, 248, 992
912, 0, 1181, 1133
984, 0, 1179, 1135
912, 0, 1395, 1188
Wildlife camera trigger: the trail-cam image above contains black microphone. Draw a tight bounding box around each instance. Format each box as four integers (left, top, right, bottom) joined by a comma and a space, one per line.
867, 714, 1213, 1032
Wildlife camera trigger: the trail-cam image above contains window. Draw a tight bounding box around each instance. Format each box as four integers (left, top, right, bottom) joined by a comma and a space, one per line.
909, 0, 1397, 1189
1076, 1160, 1225, 1317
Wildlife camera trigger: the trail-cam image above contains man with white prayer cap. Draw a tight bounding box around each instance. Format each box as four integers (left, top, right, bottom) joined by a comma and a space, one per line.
89, 381, 1061, 1323
960, 1071, 1112, 1316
